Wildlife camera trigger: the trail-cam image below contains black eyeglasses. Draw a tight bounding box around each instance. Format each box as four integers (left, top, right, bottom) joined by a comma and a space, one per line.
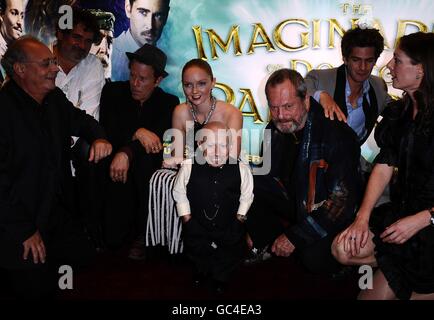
22, 58, 59, 68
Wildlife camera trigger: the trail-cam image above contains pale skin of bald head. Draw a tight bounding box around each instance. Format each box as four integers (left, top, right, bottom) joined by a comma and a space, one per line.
196, 121, 232, 167
197, 121, 230, 149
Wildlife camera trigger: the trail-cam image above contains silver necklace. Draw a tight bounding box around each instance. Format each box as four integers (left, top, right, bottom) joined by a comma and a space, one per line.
188, 96, 217, 125
203, 205, 220, 221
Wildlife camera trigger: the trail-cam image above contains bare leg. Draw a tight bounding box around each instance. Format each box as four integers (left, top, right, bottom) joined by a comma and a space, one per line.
410, 292, 434, 300
359, 270, 434, 300
358, 269, 397, 300
331, 231, 377, 267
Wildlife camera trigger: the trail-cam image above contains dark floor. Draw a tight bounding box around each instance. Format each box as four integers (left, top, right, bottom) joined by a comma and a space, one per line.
0, 246, 360, 301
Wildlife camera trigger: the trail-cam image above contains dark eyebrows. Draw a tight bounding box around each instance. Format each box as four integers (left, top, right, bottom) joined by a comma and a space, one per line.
136, 7, 151, 13
136, 6, 168, 15
349, 56, 376, 61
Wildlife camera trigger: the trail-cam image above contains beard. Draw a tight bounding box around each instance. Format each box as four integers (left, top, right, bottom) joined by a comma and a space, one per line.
275, 121, 298, 134
273, 111, 308, 134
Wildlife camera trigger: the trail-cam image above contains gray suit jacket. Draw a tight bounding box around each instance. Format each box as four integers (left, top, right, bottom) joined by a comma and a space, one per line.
305, 64, 391, 144
305, 65, 390, 114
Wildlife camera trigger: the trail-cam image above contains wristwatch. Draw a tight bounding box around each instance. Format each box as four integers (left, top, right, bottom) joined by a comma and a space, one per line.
429, 207, 434, 227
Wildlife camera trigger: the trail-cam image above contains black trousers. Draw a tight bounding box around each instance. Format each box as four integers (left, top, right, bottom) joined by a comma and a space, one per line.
183, 217, 246, 282
297, 235, 341, 274
0, 207, 95, 299
246, 175, 295, 249
246, 175, 340, 274
101, 153, 159, 249
72, 139, 105, 240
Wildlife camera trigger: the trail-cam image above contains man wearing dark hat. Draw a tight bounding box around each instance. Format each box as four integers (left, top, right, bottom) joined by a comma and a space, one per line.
98, 43, 179, 259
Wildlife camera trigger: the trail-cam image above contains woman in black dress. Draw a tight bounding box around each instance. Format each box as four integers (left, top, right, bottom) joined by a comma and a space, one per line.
331, 32, 434, 300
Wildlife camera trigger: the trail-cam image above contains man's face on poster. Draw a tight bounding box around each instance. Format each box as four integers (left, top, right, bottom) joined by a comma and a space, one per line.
125, 0, 169, 46
90, 29, 113, 79
0, 0, 24, 42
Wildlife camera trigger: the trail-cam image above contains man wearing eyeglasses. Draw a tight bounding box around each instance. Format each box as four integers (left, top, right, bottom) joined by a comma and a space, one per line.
245, 69, 362, 275
0, 36, 112, 298
52, 7, 107, 251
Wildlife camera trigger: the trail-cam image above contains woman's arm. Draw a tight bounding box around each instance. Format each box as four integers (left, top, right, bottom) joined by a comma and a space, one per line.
358, 163, 394, 221
380, 209, 432, 244
337, 163, 394, 256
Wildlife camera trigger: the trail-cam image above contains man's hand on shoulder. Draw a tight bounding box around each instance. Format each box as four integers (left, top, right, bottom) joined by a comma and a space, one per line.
319, 92, 347, 122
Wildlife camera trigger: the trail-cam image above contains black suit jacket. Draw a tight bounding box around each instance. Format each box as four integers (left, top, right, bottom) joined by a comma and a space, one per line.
0, 80, 106, 267
99, 81, 179, 167
285, 99, 362, 249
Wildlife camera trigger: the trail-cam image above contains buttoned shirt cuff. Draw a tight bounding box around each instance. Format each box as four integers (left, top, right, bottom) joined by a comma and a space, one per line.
236, 201, 250, 216
176, 202, 191, 217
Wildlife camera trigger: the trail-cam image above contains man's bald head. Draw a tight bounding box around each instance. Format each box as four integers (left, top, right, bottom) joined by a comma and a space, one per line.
196, 121, 231, 167
197, 121, 230, 144
1, 36, 51, 77
2, 36, 59, 103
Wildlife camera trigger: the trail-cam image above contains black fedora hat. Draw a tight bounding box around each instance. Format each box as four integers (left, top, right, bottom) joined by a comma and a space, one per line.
126, 44, 168, 78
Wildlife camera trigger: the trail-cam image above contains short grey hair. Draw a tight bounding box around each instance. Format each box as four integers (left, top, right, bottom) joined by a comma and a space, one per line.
265, 68, 307, 101
1, 36, 40, 78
